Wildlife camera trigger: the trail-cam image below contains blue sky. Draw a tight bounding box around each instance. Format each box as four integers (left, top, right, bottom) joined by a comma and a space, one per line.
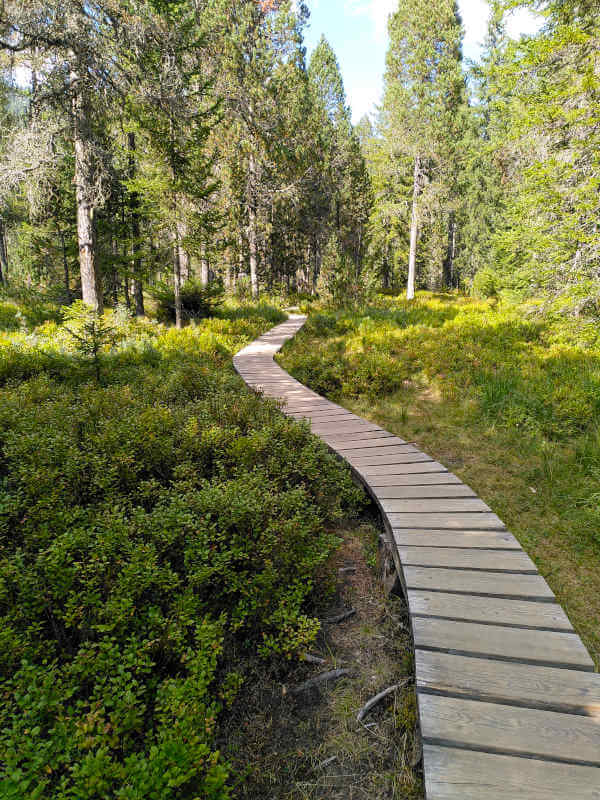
302, 0, 542, 122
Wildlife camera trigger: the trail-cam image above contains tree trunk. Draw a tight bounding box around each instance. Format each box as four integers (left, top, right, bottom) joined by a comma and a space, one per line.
60, 230, 71, 302
112, 270, 119, 306
248, 207, 259, 298
248, 153, 259, 299
177, 220, 189, 284
71, 68, 103, 312
200, 239, 209, 286
443, 212, 456, 289
173, 218, 183, 329
0, 216, 8, 285
407, 155, 420, 301
127, 132, 144, 316
224, 252, 232, 292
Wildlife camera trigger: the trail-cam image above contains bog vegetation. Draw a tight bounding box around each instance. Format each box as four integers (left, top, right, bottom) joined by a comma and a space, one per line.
279, 294, 600, 663
1, 0, 600, 796
0, 295, 364, 797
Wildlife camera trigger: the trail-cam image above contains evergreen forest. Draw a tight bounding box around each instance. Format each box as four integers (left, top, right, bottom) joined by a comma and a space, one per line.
1, 1, 599, 798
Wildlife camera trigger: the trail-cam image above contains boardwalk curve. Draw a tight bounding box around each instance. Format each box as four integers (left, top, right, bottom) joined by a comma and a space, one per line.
234, 315, 600, 799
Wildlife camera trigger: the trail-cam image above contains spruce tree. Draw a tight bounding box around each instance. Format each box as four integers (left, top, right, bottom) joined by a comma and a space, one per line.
384, 0, 468, 298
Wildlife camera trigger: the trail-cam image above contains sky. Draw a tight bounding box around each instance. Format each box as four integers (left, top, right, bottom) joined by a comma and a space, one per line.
302, 0, 543, 123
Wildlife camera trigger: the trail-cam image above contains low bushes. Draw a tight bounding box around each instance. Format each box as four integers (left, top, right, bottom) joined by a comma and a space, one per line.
279, 291, 600, 660
153, 281, 225, 324
0, 301, 364, 799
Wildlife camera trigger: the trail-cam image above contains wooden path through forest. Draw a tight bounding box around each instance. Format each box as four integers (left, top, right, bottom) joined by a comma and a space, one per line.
234, 315, 600, 800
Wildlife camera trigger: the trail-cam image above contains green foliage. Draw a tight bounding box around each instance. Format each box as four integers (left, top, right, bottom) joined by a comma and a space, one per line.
0, 300, 363, 799
317, 234, 373, 309
63, 302, 119, 382
0, 287, 64, 328
382, 0, 470, 291
474, 0, 600, 305
281, 291, 600, 661
153, 281, 225, 324
281, 292, 600, 546
472, 267, 500, 299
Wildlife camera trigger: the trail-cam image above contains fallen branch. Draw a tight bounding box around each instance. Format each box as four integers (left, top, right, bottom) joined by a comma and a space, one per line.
292, 669, 352, 695
322, 608, 356, 625
356, 680, 411, 722
302, 653, 326, 665
317, 755, 338, 769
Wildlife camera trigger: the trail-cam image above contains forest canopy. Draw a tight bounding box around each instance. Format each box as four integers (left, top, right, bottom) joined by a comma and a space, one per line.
0, 1, 598, 313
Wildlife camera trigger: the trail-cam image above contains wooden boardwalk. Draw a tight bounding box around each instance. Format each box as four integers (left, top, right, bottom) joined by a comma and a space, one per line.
234, 315, 600, 800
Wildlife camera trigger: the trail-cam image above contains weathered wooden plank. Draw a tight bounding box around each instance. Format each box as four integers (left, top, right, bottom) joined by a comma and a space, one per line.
382, 498, 490, 514
238, 317, 600, 800
315, 428, 386, 440
286, 407, 341, 416
394, 530, 521, 549
388, 512, 505, 530
327, 434, 406, 450
367, 473, 462, 487
285, 395, 346, 411
413, 617, 594, 670
350, 453, 433, 467
415, 651, 600, 715
409, 590, 573, 630
291, 411, 357, 422
310, 420, 383, 433
358, 462, 449, 476
310, 416, 383, 427
341, 444, 420, 458
290, 409, 353, 419
399, 547, 537, 573
375, 484, 477, 499
423, 745, 600, 800
405, 566, 555, 600
419, 694, 600, 766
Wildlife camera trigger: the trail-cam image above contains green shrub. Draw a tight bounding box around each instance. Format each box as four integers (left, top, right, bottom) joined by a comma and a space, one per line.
317, 234, 373, 309
0, 302, 21, 331
153, 281, 225, 324
0, 301, 362, 798
472, 267, 500, 299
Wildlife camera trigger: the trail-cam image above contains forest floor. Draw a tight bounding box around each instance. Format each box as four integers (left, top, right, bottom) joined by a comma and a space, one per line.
220, 520, 423, 800
279, 292, 600, 667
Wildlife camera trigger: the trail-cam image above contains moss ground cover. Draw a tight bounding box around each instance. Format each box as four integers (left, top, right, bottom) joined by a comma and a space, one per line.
279, 293, 600, 665
0, 298, 365, 799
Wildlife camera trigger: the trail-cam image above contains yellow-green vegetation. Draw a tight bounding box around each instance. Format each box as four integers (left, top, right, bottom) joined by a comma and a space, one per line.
279, 293, 600, 666
0, 295, 365, 799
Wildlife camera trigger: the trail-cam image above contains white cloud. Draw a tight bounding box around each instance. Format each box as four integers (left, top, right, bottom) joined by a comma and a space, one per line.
459, 0, 489, 61
307, 0, 543, 123
459, 0, 543, 61
505, 7, 543, 39
346, 0, 397, 43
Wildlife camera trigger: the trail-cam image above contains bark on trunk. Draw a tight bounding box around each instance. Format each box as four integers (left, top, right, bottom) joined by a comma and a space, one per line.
128, 132, 144, 316
0, 216, 8, 285
60, 231, 71, 302
200, 239, 209, 286
443, 212, 456, 289
248, 153, 259, 299
112, 269, 119, 306
407, 156, 420, 301
71, 68, 103, 311
177, 221, 189, 284
173, 220, 183, 329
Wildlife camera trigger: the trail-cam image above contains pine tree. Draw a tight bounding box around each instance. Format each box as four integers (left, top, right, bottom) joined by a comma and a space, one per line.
384, 0, 468, 298
308, 36, 371, 290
